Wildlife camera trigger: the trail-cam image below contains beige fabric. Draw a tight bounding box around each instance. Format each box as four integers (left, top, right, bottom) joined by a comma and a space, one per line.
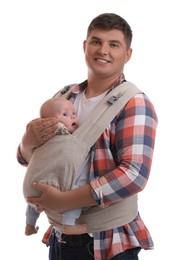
23, 81, 140, 232
48, 195, 138, 233
23, 134, 90, 197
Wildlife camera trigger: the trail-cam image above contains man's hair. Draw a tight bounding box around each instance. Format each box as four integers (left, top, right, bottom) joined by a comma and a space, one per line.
87, 13, 132, 49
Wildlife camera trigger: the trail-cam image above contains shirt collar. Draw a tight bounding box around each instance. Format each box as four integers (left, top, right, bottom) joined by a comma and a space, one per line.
71, 73, 126, 95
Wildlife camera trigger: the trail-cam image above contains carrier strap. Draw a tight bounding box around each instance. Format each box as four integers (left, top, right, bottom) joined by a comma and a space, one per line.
45, 81, 141, 232
67, 81, 141, 148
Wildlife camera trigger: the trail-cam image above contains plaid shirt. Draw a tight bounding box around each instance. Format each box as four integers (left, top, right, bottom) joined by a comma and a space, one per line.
17, 76, 158, 260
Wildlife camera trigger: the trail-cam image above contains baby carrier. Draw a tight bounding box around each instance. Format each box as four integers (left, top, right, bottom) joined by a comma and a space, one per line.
23, 81, 141, 233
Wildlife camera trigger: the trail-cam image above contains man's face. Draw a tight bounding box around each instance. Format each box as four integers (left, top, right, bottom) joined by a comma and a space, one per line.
83, 29, 132, 79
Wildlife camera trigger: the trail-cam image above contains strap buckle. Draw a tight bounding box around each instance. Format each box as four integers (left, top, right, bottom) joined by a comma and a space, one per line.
107, 93, 123, 104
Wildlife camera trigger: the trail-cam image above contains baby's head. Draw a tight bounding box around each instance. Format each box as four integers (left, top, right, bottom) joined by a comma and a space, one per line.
40, 98, 79, 133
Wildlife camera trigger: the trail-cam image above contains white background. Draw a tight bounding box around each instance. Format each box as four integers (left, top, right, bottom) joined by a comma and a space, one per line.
0, 0, 176, 259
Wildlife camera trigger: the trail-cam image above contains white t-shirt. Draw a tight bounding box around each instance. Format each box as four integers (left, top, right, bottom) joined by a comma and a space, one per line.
74, 89, 108, 125
73, 89, 108, 186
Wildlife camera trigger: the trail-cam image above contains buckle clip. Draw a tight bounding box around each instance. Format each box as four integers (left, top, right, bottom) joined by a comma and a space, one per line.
107, 93, 123, 104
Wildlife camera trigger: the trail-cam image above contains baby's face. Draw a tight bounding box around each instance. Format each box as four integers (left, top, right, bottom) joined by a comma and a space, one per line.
56, 100, 79, 133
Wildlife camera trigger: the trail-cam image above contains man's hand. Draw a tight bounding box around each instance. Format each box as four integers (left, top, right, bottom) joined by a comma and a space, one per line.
27, 182, 65, 212
20, 117, 59, 162
26, 182, 97, 213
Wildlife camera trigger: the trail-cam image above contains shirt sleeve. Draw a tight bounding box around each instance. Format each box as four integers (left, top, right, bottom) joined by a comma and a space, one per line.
16, 144, 28, 166
26, 205, 40, 225
90, 93, 158, 207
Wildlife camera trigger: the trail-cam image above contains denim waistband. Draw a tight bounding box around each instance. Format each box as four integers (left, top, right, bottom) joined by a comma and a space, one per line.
56, 232, 93, 247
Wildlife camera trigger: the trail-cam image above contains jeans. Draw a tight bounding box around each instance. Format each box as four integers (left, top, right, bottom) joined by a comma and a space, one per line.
49, 231, 94, 260
48, 231, 141, 260
111, 247, 141, 260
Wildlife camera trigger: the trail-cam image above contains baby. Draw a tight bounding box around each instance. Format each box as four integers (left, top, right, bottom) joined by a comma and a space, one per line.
24, 97, 88, 236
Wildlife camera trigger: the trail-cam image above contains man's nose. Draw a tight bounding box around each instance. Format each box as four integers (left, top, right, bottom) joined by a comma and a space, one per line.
98, 43, 108, 55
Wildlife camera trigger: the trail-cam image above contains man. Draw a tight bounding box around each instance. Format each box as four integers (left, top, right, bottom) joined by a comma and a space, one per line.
17, 13, 158, 260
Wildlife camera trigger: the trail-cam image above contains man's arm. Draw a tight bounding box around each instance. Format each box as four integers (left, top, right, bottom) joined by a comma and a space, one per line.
90, 94, 158, 207
27, 182, 97, 213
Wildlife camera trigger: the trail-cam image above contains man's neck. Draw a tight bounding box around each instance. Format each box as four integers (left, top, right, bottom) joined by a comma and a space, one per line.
85, 74, 122, 98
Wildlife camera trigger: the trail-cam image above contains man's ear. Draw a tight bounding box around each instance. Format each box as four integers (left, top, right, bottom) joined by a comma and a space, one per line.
83, 40, 86, 53
125, 48, 132, 63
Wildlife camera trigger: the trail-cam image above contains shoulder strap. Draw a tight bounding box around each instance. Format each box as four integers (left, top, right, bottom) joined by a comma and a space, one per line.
73, 81, 141, 148
53, 83, 77, 99
60, 81, 141, 149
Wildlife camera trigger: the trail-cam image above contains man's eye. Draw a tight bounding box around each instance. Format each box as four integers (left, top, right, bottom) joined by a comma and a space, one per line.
110, 43, 119, 48
92, 40, 100, 45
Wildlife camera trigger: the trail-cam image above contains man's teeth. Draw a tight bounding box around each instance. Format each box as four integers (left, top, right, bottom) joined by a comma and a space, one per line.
96, 58, 108, 63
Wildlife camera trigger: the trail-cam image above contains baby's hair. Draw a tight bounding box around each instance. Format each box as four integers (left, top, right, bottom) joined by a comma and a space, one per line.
40, 97, 72, 118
